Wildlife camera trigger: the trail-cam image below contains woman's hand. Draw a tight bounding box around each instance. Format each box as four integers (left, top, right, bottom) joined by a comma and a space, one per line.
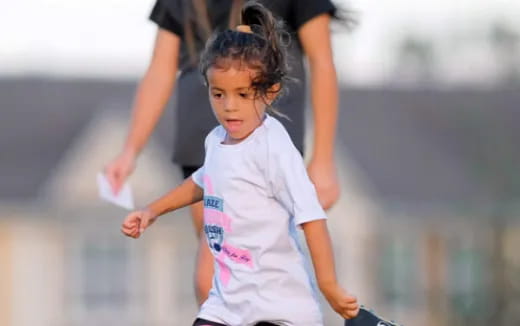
307, 158, 340, 210
121, 208, 158, 239
104, 149, 137, 195
320, 282, 359, 320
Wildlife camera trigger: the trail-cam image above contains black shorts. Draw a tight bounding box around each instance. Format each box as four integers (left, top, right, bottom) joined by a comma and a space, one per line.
193, 319, 277, 326
182, 165, 200, 179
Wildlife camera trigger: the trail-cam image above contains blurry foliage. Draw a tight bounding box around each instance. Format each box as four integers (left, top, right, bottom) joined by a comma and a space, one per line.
393, 35, 436, 85
489, 21, 520, 84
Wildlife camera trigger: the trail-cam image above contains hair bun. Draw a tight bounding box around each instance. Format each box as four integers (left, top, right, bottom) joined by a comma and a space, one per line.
236, 25, 253, 33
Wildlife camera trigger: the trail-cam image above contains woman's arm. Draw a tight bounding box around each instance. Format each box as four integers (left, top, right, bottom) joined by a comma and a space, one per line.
301, 220, 359, 319
105, 28, 181, 193
298, 14, 340, 210
124, 28, 181, 156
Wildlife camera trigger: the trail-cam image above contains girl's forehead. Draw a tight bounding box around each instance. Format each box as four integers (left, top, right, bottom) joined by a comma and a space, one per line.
213, 57, 260, 71
207, 65, 259, 88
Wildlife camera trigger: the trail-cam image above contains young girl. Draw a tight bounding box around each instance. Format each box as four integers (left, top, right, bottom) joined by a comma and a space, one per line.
121, 2, 358, 325
107, 0, 343, 304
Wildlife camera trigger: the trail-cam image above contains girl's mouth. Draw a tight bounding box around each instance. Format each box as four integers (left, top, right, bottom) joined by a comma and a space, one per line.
226, 119, 243, 132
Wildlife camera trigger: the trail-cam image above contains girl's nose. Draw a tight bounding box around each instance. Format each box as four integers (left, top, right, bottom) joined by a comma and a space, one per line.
224, 98, 237, 112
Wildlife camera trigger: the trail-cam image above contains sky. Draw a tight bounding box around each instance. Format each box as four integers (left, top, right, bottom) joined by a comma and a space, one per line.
0, 0, 518, 85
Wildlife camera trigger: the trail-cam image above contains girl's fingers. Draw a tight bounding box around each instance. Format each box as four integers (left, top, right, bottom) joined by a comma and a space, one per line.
344, 295, 357, 303
121, 222, 133, 232
342, 306, 360, 319
140, 216, 150, 233
123, 213, 141, 228
122, 219, 137, 231
131, 226, 140, 238
122, 220, 134, 230
345, 302, 358, 309
122, 216, 137, 228
122, 217, 141, 238
121, 211, 151, 238
121, 225, 136, 237
353, 306, 360, 316
335, 296, 359, 319
338, 300, 357, 310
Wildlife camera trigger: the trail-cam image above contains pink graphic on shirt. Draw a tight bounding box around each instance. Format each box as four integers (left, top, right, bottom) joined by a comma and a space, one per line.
203, 175, 215, 193
221, 244, 254, 267
202, 174, 254, 286
204, 209, 232, 232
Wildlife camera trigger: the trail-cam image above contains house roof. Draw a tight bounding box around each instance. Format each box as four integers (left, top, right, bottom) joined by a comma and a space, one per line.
2, 78, 519, 209
0, 78, 175, 200
338, 87, 520, 207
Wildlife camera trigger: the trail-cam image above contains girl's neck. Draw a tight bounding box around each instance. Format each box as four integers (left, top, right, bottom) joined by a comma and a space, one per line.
222, 114, 267, 145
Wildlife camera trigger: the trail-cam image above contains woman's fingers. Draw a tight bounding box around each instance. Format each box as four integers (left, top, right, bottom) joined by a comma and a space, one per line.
104, 150, 136, 195
104, 160, 127, 195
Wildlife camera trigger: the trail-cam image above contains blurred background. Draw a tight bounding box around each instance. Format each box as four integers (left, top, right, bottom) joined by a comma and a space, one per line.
1, 0, 519, 325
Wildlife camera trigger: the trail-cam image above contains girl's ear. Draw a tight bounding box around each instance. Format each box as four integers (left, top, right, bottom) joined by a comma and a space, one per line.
265, 82, 281, 104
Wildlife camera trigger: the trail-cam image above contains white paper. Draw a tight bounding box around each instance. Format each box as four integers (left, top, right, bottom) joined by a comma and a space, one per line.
96, 172, 135, 210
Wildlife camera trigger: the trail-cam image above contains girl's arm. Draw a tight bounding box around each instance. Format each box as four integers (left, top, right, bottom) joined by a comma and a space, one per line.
298, 14, 340, 210
147, 177, 203, 217
301, 219, 338, 287
301, 220, 359, 319
121, 177, 203, 238
105, 28, 181, 193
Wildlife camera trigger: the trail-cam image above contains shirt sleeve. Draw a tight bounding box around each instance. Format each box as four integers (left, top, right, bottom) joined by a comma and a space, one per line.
291, 0, 336, 31
191, 166, 204, 188
190, 126, 219, 189
268, 132, 327, 226
149, 0, 183, 36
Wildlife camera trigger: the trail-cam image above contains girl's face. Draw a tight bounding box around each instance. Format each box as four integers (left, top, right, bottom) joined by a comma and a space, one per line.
207, 63, 274, 144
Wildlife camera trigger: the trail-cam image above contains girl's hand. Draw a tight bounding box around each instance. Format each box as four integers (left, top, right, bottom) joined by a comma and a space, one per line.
321, 283, 359, 319
307, 159, 340, 210
121, 208, 158, 239
104, 149, 137, 195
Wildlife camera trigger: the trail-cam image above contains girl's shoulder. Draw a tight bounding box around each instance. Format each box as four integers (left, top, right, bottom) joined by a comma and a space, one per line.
204, 125, 226, 148
263, 115, 298, 156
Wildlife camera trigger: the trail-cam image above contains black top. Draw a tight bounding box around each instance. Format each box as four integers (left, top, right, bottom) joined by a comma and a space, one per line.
150, 0, 336, 166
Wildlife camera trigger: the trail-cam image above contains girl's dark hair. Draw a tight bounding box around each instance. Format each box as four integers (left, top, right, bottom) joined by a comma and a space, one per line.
199, 1, 290, 104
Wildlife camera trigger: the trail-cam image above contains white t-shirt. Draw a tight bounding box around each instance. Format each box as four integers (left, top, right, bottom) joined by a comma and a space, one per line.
192, 115, 327, 326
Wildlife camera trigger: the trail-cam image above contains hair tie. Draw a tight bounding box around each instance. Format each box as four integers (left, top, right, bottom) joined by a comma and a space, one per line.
236, 25, 253, 33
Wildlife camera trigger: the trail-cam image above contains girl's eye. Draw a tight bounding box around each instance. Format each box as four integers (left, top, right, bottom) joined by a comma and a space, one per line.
212, 93, 222, 99
240, 92, 254, 99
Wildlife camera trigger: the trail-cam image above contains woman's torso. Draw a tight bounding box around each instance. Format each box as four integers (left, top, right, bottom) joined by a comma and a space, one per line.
155, 0, 308, 166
